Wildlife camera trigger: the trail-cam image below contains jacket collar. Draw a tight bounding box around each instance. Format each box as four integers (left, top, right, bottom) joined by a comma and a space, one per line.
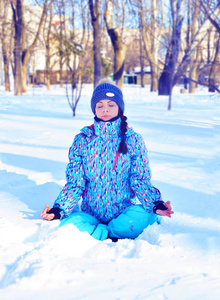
81, 117, 134, 138
94, 116, 119, 123
93, 116, 121, 138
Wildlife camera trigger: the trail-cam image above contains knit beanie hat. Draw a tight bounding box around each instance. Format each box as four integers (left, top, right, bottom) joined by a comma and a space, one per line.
91, 82, 124, 114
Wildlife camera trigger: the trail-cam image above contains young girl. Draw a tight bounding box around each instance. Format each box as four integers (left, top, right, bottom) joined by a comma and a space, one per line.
40, 80, 173, 241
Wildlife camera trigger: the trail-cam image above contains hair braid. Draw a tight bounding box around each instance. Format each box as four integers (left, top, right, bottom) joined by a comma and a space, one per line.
118, 109, 128, 154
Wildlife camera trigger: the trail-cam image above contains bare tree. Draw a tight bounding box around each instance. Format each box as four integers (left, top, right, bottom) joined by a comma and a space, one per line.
208, 31, 220, 92
199, 0, 220, 33
173, 4, 220, 88
11, 0, 55, 95
104, 0, 127, 90
188, 0, 200, 93
44, 6, 53, 90
140, 0, 164, 92
158, 0, 220, 109
65, 37, 84, 116
158, 0, 184, 110
1, 0, 12, 91
89, 0, 102, 88
139, 32, 145, 87
11, 0, 23, 96
53, 0, 66, 87
198, 0, 220, 92
65, 0, 90, 116
22, 0, 55, 92
40, 5, 64, 89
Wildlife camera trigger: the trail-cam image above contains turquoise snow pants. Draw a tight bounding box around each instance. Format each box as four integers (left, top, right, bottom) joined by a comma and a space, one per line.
59, 205, 161, 241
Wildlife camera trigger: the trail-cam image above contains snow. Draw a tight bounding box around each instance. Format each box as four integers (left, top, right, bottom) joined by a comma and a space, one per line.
0, 83, 220, 300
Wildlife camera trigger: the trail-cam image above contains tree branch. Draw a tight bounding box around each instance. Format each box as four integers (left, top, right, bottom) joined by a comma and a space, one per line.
199, 0, 220, 33
184, 76, 220, 93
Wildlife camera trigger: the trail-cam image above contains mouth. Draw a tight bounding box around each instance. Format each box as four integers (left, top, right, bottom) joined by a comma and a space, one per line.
102, 115, 111, 118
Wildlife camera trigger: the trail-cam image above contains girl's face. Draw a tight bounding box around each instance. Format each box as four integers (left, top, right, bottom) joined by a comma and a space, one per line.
95, 100, 119, 121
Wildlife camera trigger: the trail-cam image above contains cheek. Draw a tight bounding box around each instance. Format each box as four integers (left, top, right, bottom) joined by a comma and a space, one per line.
95, 107, 100, 116
113, 106, 119, 115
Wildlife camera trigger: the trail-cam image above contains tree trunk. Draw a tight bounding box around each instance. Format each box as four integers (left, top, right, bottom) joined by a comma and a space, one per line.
93, 17, 101, 87
158, 0, 184, 98
189, 56, 197, 93
189, 46, 201, 93
45, 10, 52, 91
188, 0, 199, 94
58, 8, 64, 88
1, 1, 11, 92
11, 0, 23, 96
150, 0, 159, 91
139, 0, 161, 92
140, 11, 158, 92
46, 43, 51, 90
139, 36, 145, 88
107, 28, 126, 90
59, 56, 64, 87
151, 63, 158, 91
20, 0, 54, 92
2, 37, 11, 92
21, 61, 27, 92
2, 48, 10, 92
209, 34, 220, 92
89, 0, 101, 88
158, 29, 181, 96
104, 0, 126, 90
158, 58, 172, 95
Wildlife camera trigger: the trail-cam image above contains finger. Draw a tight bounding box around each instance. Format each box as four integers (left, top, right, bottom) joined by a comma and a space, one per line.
165, 210, 174, 217
164, 201, 171, 209
41, 205, 48, 215
40, 210, 48, 218
165, 204, 173, 213
156, 209, 167, 216
164, 211, 172, 218
40, 212, 47, 219
40, 205, 51, 217
45, 204, 51, 212
40, 211, 46, 217
156, 209, 174, 217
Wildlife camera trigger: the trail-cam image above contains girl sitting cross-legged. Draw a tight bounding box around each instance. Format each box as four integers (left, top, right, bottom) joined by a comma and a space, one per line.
40, 79, 174, 241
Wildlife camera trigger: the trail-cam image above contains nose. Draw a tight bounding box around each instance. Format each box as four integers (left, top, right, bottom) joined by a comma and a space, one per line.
102, 106, 109, 112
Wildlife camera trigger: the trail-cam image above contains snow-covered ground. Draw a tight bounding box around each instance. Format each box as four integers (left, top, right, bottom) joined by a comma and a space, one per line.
0, 84, 219, 300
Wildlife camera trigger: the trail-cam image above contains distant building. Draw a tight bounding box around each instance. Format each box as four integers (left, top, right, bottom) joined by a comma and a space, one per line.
133, 67, 151, 85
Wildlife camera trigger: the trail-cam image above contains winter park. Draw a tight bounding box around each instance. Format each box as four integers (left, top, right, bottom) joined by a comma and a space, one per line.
1, 0, 220, 299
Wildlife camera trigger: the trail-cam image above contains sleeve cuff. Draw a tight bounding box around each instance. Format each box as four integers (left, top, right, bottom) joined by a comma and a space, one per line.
153, 201, 167, 214
48, 207, 62, 220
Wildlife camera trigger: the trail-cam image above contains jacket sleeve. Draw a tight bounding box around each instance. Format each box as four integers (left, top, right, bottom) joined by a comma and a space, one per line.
53, 133, 86, 219
129, 133, 162, 213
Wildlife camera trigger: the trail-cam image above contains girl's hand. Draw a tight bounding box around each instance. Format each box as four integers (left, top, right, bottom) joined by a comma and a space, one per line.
40, 204, 55, 221
156, 201, 174, 218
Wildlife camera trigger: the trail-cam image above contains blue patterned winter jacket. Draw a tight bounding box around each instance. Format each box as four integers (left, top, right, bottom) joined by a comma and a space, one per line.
53, 117, 162, 223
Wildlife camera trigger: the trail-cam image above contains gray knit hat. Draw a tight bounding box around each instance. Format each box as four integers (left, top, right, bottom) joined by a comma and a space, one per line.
91, 82, 124, 114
